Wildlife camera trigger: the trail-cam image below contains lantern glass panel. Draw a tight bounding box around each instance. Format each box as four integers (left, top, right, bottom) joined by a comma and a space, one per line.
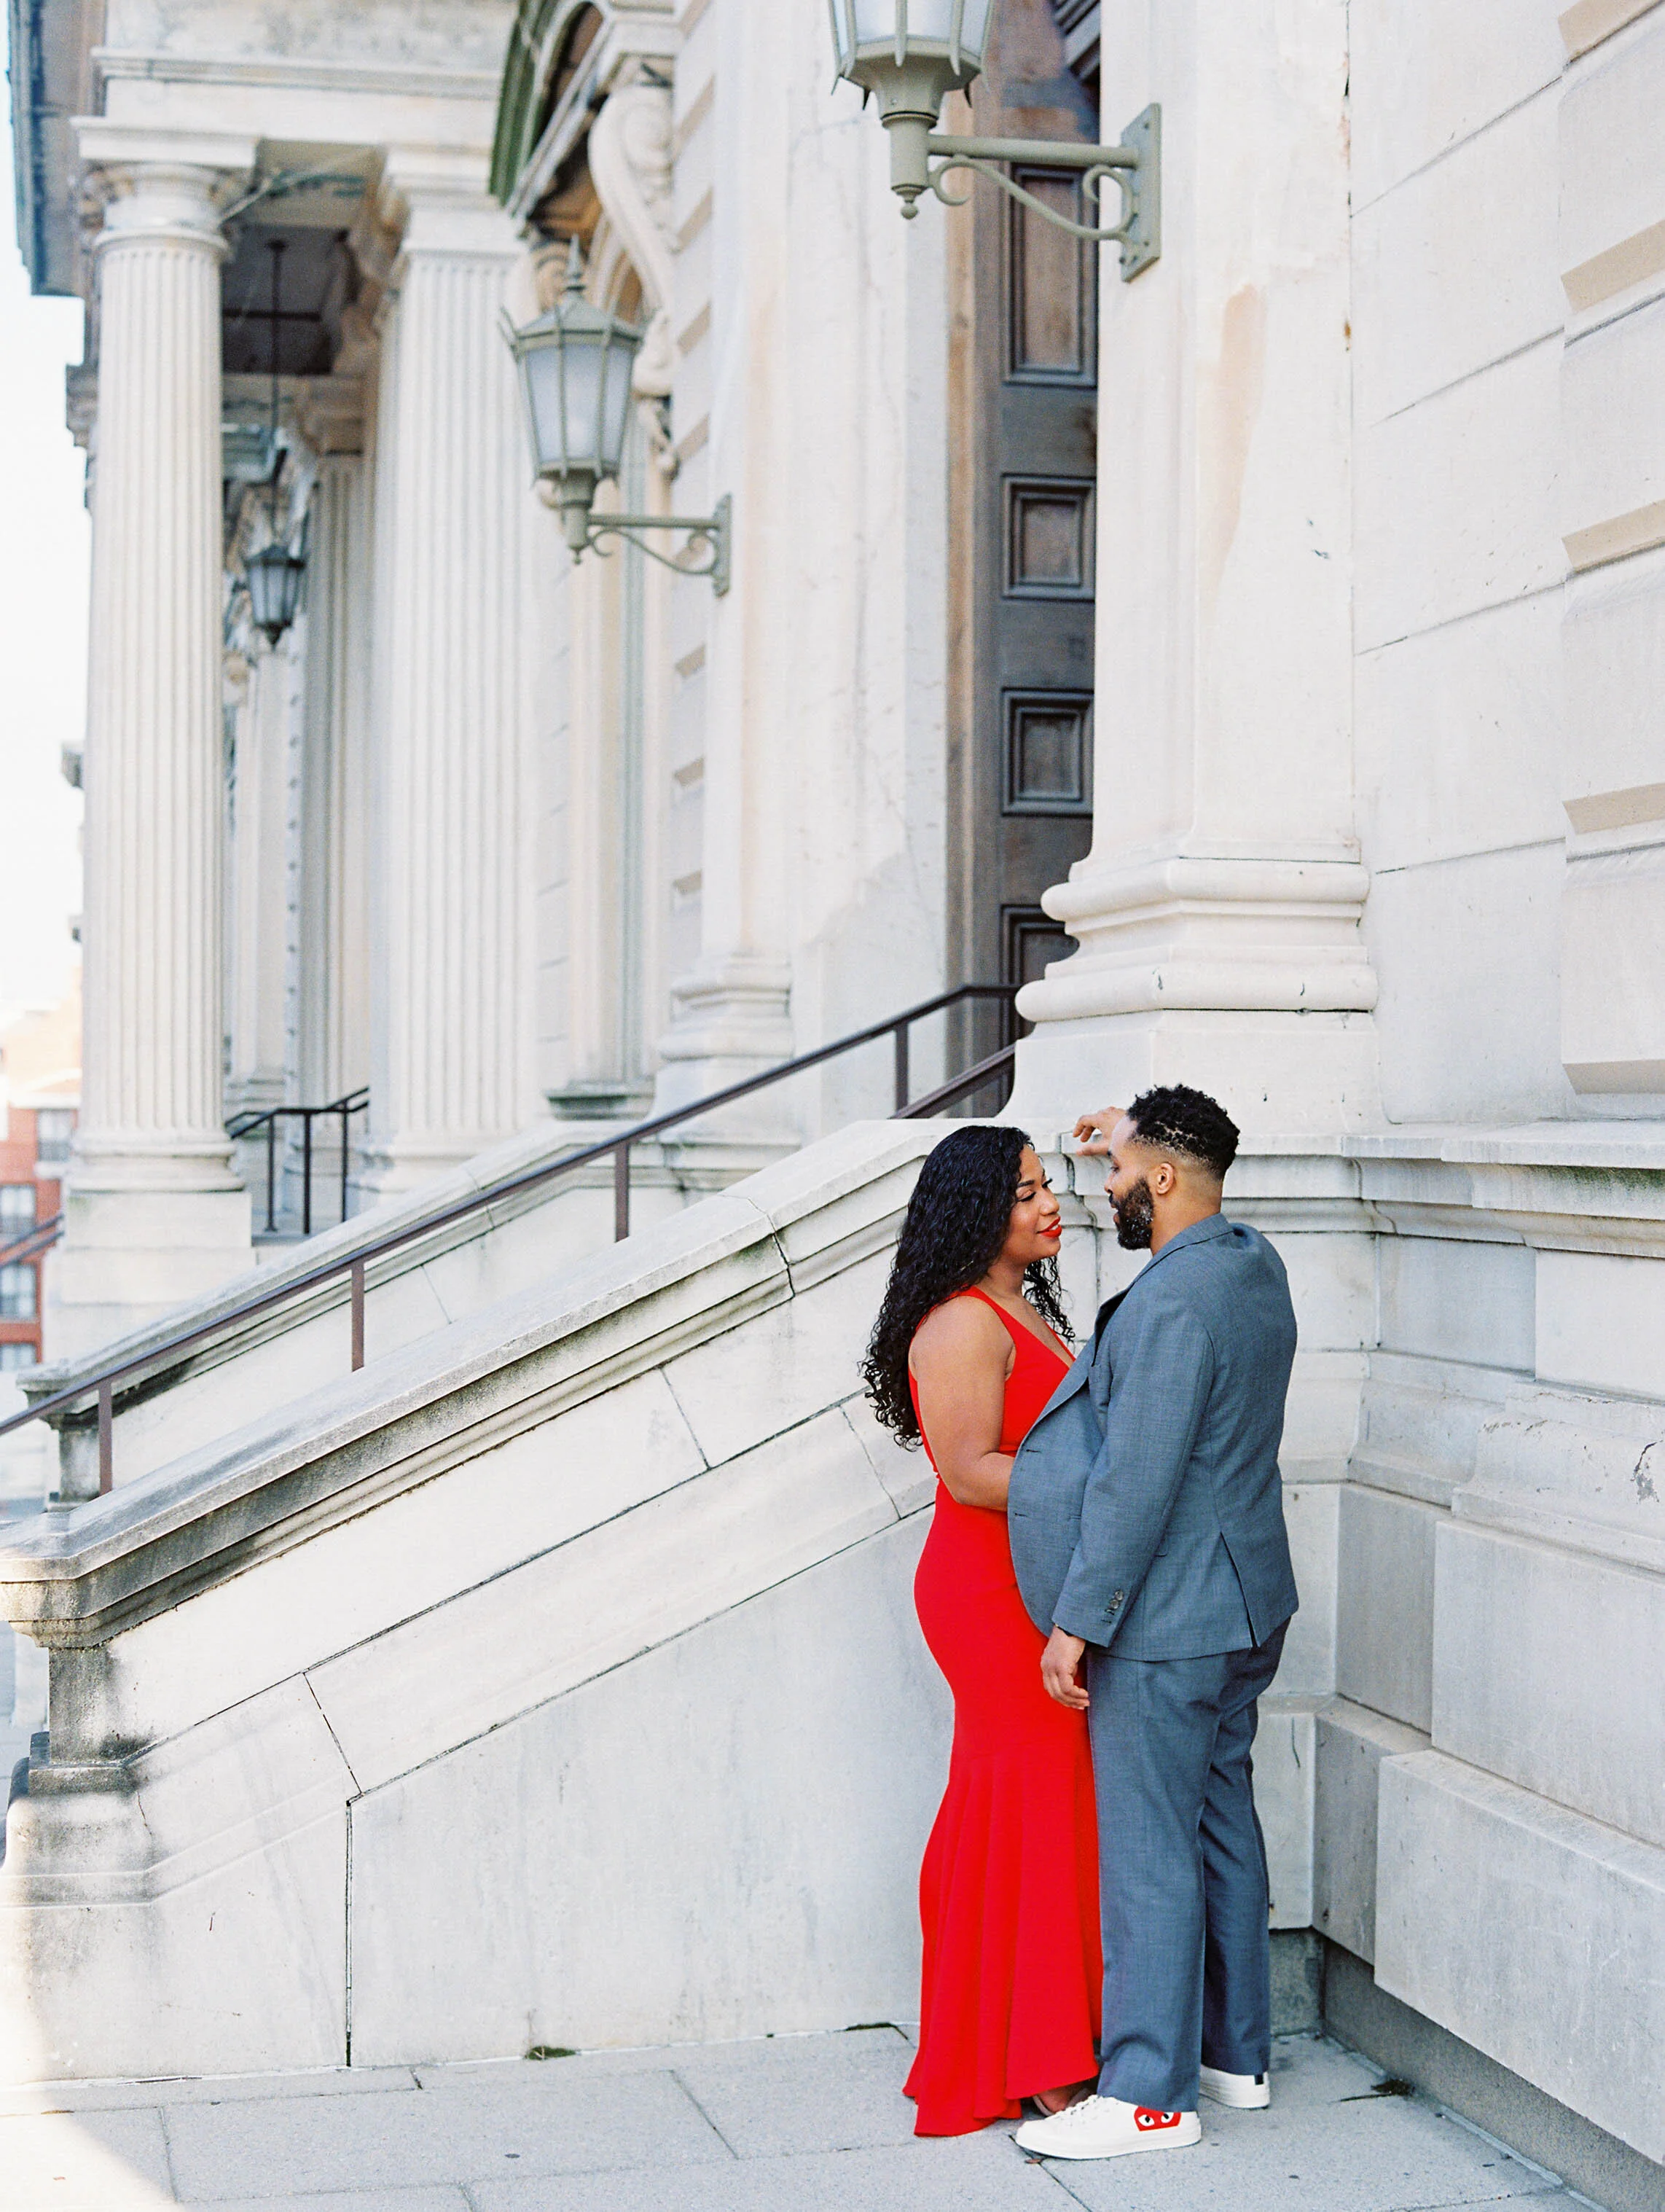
600, 329, 637, 474
847, 0, 991, 58
246, 542, 305, 641
523, 321, 639, 482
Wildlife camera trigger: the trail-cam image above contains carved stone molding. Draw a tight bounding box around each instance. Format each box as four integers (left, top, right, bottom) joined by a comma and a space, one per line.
589, 81, 675, 310
296, 375, 368, 457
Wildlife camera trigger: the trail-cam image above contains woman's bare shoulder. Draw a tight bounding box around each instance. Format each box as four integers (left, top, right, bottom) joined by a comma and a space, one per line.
909, 1293, 1008, 1371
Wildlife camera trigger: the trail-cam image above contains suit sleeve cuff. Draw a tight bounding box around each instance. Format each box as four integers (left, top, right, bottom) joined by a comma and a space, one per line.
1052, 1599, 1114, 1647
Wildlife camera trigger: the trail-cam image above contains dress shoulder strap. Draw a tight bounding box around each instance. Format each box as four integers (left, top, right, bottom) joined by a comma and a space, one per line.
957, 1284, 1030, 1348
957, 1284, 1071, 1367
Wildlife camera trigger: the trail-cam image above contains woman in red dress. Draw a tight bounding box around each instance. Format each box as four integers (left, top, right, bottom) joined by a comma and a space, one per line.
862, 1125, 1102, 2135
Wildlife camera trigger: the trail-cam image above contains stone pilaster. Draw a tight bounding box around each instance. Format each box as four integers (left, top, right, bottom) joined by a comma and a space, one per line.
1007, 0, 1380, 1135
648, 16, 803, 1119
649, 5, 952, 1128
356, 160, 542, 1197
546, 82, 678, 1123
47, 143, 255, 1359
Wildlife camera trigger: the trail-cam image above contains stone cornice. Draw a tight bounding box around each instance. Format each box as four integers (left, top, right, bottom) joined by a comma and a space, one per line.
90, 47, 502, 102
1042, 1120, 1665, 1257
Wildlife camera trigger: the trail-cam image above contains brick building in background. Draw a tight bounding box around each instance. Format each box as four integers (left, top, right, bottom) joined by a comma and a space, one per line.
0, 979, 80, 1377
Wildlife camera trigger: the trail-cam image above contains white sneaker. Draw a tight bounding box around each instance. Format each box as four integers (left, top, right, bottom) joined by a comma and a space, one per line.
1014, 2093, 1202, 2160
1199, 2063, 1270, 2109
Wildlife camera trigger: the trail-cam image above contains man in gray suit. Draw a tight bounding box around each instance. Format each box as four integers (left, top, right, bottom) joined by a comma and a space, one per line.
1008, 1085, 1298, 2163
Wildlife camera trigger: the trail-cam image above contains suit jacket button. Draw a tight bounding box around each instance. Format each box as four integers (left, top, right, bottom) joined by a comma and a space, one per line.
1110, 1591, 1124, 1609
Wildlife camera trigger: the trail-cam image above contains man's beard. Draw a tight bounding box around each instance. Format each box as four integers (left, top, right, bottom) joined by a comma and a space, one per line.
1113, 1174, 1155, 1250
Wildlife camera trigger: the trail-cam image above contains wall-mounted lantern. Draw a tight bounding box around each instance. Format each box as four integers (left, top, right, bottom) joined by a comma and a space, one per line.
828, 1, 1160, 276
245, 533, 308, 647
244, 237, 308, 647
503, 242, 731, 593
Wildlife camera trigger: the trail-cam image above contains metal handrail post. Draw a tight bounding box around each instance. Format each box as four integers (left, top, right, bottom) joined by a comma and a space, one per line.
265, 1117, 278, 1234
97, 1379, 113, 1495
302, 1112, 314, 1238
896, 1043, 1017, 1119
350, 1259, 366, 1372
893, 1020, 909, 1113
613, 1143, 631, 1243
340, 1101, 350, 1224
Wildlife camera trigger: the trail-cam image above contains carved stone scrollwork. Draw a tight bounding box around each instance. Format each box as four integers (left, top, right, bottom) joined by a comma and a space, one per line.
589, 82, 674, 311
589, 80, 676, 417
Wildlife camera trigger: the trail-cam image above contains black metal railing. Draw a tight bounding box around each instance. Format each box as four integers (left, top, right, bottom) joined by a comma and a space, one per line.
227, 1089, 370, 1237
0, 985, 1019, 1496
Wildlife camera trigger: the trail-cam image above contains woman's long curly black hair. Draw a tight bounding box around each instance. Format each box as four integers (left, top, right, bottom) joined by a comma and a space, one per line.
861, 1124, 1073, 1447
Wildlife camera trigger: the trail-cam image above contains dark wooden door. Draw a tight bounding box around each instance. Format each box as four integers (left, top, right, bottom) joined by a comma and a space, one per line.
947, 1, 1100, 1058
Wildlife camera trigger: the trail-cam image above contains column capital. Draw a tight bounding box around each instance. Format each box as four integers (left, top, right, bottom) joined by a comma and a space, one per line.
75, 122, 256, 254
377, 149, 516, 260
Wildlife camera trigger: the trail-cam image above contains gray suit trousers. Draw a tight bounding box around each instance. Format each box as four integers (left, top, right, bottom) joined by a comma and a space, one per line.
1087, 1623, 1286, 2111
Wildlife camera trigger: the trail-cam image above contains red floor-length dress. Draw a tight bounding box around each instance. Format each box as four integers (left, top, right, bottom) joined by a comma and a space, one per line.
904, 1287, 1103, 2135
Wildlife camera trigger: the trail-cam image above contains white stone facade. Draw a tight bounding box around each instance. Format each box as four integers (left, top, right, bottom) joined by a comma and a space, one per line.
23, 0, 955, 1352
7, 0, 1665, 2192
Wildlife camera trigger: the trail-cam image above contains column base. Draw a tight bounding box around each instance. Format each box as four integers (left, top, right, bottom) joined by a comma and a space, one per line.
1004, 1009, 1383, 1141
44, 1184, 254, 1363
353, 1130, 536, 1206
547, 1080, 658, 1123
652, 958, 796, 1133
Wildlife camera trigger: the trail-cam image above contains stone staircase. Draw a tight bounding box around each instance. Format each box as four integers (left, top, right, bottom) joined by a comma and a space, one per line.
0, 1116, 1339, 2082
0, 1124, 954, 2078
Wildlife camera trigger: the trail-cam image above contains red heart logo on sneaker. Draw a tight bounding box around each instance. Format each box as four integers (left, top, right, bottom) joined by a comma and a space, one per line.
1134, 2110, 1182, 2131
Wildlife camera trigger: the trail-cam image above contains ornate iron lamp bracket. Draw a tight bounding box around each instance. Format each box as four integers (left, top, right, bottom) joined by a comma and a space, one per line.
581, 496, 732, 594
909, 106, 1161, 280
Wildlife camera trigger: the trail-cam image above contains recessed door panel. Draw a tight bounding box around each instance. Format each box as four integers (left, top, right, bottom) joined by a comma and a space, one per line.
947, 0, 1100, 1046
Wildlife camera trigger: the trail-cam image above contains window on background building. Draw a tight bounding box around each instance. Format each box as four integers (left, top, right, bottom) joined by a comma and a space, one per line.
0, 1343, 37, 1372
0, 1265, 37, 1321
1, 1185, 37, 1235
34, 1111, 72, 1165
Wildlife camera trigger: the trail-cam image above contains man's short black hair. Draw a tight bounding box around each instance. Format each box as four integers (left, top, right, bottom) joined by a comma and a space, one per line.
1124, 1084, 1239, 1181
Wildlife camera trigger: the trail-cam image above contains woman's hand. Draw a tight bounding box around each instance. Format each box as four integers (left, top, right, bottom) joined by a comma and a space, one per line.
909, 1294, 1016, 1509
1041, 1626, 1089, 1709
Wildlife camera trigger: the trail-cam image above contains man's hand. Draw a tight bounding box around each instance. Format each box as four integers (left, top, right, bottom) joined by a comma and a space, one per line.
1041, 1626, 1089, 1710
1072, 1106, 1126, 1156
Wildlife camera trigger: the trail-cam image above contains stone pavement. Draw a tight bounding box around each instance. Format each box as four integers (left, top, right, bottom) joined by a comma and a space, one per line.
0, 2026, 1594, 2212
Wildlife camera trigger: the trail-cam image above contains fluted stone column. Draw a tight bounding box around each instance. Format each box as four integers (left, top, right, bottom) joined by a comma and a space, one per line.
294, 453, 372, 1108
356, 163, 541, 1196
226, 636, 294, 1119
1007, 0, 1380, 1135
47, 146, 254, 1360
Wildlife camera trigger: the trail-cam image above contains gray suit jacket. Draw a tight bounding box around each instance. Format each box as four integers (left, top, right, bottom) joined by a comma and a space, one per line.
1007, 1214, 1299, 1659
